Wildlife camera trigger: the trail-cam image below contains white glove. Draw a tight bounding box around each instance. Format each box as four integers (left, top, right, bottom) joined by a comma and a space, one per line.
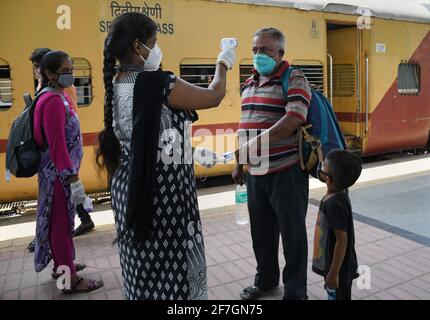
217, 48, 236, 70
193, 147, 218, 168
70, 179, 86, 205
82, 196, 94, 212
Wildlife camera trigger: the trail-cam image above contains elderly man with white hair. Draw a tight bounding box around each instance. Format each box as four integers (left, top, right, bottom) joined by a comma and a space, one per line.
233, 27, 311, 300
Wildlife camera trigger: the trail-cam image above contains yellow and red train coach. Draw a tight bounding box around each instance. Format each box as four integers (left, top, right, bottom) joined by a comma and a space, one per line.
1, 0, 430, 202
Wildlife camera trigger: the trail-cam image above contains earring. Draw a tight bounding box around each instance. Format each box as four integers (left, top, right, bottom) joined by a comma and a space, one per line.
48, 79, 55, 87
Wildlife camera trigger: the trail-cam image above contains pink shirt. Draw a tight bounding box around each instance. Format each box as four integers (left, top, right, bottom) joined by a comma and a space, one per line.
33, 92, 76, 173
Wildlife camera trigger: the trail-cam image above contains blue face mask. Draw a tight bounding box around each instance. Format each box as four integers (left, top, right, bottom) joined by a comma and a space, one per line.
253, 53, 277, 76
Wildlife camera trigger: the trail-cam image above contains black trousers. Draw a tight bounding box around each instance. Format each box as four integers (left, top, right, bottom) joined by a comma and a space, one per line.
76, 204, 92, 223
247, 164, 309, 300
334, 281, 352, 300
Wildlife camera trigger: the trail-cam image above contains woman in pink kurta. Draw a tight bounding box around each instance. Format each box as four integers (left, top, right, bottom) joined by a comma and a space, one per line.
33, 50, 103, 294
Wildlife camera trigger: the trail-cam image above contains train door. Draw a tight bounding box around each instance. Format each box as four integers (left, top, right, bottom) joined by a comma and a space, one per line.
327, 22, 363, 152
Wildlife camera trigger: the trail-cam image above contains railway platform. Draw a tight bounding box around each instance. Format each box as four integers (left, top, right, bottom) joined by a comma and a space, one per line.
1, 154, 430, 300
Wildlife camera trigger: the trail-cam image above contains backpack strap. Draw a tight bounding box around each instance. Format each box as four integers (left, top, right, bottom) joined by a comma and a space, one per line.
313, 92, 329, 145
35, 87, 71, 150
40, 87, 71, 118
321, 95, 347, 150
280, 66, 297, 97
282, 68, 326, 171
283, 69, 329, 146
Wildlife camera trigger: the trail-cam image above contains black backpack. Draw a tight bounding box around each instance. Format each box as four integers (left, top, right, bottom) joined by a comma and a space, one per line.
5, 87, 70, 178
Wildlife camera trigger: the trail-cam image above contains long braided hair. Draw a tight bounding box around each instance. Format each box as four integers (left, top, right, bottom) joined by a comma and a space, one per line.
96, 13, 157, 180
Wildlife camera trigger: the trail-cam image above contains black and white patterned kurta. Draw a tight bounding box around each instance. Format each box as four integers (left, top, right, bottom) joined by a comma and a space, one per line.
110, 72, 207, 300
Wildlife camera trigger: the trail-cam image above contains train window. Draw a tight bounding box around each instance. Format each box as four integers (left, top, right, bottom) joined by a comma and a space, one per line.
0, 59, 12, 110
331, 64, 355, 97
238, 60, 325, 94
180, 60, 216, 88
398, 63, 420, 95
72, 58, 93, 106
240, 61, 254, 89
292, 63, 324, 94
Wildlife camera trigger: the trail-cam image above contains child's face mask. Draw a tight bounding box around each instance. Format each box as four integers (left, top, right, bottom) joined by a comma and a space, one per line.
317, 161, 331, 184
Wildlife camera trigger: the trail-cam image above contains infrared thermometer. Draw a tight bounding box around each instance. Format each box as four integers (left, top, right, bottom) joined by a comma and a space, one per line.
220, 38, 238, 51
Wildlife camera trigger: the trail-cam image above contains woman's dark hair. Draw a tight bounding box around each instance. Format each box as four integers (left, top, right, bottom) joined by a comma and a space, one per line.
96, 13, 157, 180
39, 51, 70, 90
29, 48, 52, 64
326, 149, 363, 191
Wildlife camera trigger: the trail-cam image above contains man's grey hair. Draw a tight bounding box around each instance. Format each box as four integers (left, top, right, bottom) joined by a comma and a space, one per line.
254, 27, 286, 50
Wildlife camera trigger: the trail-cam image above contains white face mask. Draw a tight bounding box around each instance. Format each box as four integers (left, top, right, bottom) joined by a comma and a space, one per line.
138, 41, 163, 72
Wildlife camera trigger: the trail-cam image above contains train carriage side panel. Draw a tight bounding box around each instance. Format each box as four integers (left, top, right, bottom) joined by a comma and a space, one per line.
365, 19, 430, 155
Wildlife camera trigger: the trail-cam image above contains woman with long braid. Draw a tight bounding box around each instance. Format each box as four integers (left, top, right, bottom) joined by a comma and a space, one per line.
96, 13, 236, 300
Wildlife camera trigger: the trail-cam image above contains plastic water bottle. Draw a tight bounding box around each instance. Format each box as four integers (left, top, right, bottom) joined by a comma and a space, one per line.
5, 169, 11, 183
235, 184, 249, 225
327, 288, 337, 300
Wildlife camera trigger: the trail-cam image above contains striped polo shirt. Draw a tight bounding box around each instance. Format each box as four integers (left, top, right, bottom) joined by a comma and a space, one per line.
238, 61, 311, 176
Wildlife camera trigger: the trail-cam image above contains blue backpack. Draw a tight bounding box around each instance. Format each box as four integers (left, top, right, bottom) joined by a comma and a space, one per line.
281, 67, 346, 178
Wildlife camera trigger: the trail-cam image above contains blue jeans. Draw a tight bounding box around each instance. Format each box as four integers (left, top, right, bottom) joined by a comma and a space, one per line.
247, 164, 309, 299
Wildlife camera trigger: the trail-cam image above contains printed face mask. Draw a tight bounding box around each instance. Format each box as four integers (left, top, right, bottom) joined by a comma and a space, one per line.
138, 41, 163, 72
253, 53, 277, 76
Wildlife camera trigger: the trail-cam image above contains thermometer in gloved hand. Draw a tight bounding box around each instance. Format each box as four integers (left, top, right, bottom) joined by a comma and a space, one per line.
220, 38, 238, 51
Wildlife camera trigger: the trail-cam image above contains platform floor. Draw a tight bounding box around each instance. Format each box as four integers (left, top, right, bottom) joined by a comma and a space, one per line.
1, 202, 430, 300
1, 154, 430, 300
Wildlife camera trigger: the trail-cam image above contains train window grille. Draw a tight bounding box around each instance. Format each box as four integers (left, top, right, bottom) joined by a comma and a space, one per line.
72, 58, 93, 106
292, 64, 324, 94
239, 63, 324, 94
0, 61, 12, 109
240, 64, 254, 89
180, 64, 216, 88
398, 62, 420, 95
329, 64, 355, 97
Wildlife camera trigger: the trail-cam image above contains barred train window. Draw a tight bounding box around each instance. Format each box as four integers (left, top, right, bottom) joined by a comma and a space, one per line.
72, 58, 93, 106
0, 59, 12, 109
180, 61, 216, 88
330, 64, 355, 97
398, 63, 420, 95
239, 61, 325, 94
292, 64, 324, 94
240, 63, 254, 88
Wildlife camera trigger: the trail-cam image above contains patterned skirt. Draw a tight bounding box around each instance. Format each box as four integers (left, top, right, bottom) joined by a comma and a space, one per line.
111, 146, 208, 300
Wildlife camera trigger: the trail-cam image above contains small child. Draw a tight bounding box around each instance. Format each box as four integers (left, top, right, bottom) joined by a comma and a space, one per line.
312, 149, 362, 300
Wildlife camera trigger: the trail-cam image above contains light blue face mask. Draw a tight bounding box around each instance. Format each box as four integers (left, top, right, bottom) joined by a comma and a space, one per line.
253, 53, 277, 76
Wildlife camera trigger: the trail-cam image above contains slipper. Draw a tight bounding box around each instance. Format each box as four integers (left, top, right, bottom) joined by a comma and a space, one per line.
52, 263, 87, 279
62, 278, 103, 295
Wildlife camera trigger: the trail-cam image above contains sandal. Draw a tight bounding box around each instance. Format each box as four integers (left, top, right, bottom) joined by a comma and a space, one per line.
52, 263, 87, 279
62, 277, 104, 295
